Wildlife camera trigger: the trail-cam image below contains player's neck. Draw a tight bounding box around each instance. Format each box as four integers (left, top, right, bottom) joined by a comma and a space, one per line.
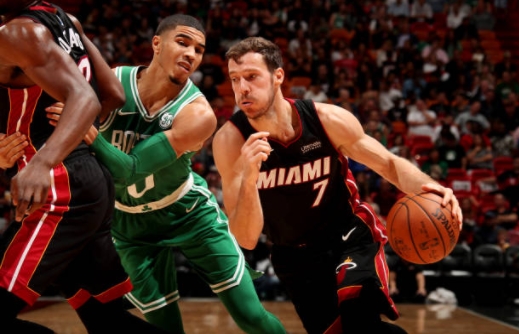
137, 66, 186, 116
249, 93, 300, 144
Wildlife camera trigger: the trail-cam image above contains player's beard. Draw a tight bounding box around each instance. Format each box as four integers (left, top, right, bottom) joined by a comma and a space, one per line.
248, 78, 276, 120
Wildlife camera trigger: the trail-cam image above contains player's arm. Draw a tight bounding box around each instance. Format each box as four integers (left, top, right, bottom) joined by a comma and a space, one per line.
315, 102, 462, 226
0, 20, 102, 221
213, 123, 271, 250
88, 97, 216, 185
68, 14, 125, 121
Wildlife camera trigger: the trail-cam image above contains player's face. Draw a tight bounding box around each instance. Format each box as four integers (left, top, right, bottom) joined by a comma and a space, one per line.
155, 25, 205, 85
228, 52, 280, 120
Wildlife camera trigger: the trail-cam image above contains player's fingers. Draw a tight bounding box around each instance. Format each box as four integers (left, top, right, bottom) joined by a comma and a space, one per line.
15, 192, 30, 222
49, 120, 58, 127
10, 177, 18, 206
249, 144, 271, 158
9, 150, 26, 165
8, 140, 28, 156
46, 112, 61, 121
45, 102, 64, 114
457, 207, 463, 230
0, 132, 21, 148
246, 132, 270, 145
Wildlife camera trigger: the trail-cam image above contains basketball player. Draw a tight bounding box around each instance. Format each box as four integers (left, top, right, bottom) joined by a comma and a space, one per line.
212, 37, 463, 334
47, 15, 286, 334
0, 1, 168, 333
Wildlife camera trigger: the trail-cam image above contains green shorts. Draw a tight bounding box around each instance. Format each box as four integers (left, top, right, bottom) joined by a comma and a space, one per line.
111, 174, 246, 314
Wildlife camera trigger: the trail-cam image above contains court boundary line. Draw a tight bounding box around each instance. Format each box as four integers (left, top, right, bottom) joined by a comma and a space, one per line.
458, 306, 519, 332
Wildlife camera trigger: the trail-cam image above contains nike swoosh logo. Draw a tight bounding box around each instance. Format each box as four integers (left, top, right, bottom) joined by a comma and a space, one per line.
186, 199, 199, 213
342, 227, 357, 242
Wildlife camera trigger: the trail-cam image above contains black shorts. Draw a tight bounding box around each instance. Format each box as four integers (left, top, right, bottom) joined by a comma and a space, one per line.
0, 152, 131, 308
271, 206, 398, 334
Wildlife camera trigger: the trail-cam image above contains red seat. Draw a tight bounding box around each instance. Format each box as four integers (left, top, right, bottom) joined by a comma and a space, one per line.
408, 135, 433, 146
494, 156, 513, 176
469, 169, 495, 183
411, 142, 434, 157
447, 168, 467, 180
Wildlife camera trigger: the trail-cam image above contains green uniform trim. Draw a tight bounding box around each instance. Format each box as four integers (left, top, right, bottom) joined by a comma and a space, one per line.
90, 131, 176, 185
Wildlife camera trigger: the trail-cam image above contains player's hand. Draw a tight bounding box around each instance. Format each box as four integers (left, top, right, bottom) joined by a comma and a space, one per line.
0, 132, 28, 169
416, 288, 427, 296
11, 159, 51, 222
421, 183, 463, 230
241, 132, 271, 183
46, 102, 98, 145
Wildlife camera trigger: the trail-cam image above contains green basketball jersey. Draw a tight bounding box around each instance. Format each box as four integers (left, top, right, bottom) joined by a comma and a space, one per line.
100, 66, 204, 211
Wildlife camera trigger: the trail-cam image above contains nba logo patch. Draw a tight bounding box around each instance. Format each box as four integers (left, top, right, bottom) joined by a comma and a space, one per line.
159, 113, 174, 129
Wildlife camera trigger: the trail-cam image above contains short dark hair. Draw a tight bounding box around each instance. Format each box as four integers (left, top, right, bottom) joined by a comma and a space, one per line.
226, 37, 283, 73
155, 14, 205, 36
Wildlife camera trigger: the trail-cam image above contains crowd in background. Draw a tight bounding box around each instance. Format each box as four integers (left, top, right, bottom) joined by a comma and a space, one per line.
2, 0, 519, 300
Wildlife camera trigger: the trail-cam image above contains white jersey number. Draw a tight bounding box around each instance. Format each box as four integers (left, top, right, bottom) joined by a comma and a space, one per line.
77, 56, 92, 82
128, 175, 155, 198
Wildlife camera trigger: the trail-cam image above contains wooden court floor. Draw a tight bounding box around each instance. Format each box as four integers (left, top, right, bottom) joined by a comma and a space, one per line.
19, 300, 519, 334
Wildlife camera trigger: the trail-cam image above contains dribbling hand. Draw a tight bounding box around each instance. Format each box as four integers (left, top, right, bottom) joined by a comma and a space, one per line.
241, 132, 271, 184
421, 183, 463, 230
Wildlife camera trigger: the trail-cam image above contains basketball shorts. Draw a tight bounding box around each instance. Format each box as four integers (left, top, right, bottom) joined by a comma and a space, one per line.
0, 152, 131, 308
271, 211, 398, 334
112, 173, 247, 314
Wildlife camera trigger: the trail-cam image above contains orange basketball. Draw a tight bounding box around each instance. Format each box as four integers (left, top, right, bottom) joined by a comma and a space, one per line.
386, 192, 460, 264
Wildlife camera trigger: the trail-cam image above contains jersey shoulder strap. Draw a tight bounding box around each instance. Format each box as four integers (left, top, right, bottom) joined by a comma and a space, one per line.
229, 110, 255, 140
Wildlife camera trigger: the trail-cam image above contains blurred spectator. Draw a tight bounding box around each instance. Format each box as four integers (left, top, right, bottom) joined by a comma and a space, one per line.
200, 75, 219, 103
455, 100, 490, 134
454, 17, 478, 41
388, 0, 410, 17
466, 133, 494, 170
407, 99, 437, 139
490, 119, 515, 157
421, 148, 448, 180
430, 91, 452, 117
472, 2, 495, 31
459, 196, 479, 245
447, 2, 466, 29
421, 38, 449, 65
304, 84, 328, 103
289, 29, 312, 59
427, 0, 447, 13
411, 0, 433, 22
438, 131, 467, 169
497, 229, 511, 251
484, 193, 518, 230
496, 71, 519, 100
372, 179, 398, 217
433, 114, 461, 145
499, 99, 519, 132
495, 52, 517, 80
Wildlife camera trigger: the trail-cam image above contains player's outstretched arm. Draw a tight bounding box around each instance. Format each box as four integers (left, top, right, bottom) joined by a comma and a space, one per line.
314, 102, 462, 227
79, 97, 215, 185
213, 123, 270, 250
0, 19, 101, 221
67, 14, 125, 120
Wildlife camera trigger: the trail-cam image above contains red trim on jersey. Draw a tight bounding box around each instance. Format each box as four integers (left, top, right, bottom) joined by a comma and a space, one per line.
322, 315, 342, 334
94, 277, 133, 304
374, 244, 399, 320
29, 5, 57, 14
337, 285, 362, 304
68, 289, 92, 310
7, 86, 42, 160
0, 164, 71, 306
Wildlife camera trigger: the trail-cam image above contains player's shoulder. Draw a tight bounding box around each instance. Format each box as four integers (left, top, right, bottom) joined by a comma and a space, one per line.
0, 17, 50, 43
182, 94, 213, 119
214, 118, 245, 148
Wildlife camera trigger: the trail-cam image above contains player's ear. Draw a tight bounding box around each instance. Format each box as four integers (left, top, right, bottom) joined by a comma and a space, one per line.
152, 35, 161, 55
273, 68, 284, 86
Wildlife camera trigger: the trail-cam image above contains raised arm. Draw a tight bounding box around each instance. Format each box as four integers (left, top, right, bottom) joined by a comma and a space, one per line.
68, 14, 125, 120
90, 97, 216, 185
213, 123, 271, 250
0, 19, 102, 220
315, 102, 462, 226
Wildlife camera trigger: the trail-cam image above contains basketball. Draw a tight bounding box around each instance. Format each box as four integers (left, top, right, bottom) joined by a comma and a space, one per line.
387, 192, 460, 264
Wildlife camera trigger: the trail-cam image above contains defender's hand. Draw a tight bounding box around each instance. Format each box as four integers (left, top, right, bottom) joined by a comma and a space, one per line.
241, 132, 271, 184
11, 160, 51, 222
421, 183, 463, 230
46, 102, 98, 145
0, 132, 28, 169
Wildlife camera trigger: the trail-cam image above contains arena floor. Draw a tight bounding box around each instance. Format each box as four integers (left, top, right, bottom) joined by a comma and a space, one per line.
19, 299, 519, 334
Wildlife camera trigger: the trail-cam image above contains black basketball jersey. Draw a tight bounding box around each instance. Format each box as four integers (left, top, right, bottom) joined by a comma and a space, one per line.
0, 2, 97, 169
230, 99, 388, 247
